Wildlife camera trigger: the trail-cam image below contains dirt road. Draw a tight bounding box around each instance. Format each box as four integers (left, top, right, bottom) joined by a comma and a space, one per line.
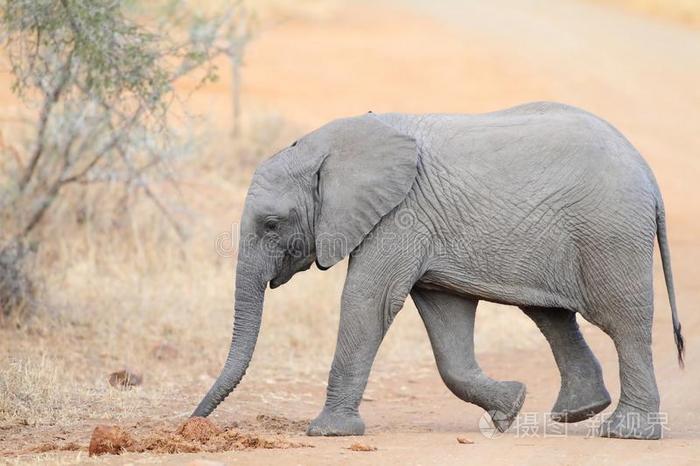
4, 0, 699, 463
194, 0, 700, 463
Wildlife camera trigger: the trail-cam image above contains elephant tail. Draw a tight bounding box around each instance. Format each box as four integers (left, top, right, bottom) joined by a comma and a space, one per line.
656, 197, 685, 368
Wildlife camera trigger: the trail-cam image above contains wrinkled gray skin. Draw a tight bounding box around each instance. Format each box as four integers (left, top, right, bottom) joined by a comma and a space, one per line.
192, 102, 684, 440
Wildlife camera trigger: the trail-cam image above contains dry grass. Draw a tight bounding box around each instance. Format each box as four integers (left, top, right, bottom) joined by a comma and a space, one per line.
0, 356, 73, 426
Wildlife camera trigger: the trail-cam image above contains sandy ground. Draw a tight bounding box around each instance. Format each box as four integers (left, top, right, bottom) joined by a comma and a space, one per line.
2, 0, 700, 464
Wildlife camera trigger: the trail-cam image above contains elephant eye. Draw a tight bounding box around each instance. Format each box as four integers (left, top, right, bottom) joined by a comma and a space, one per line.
264, 217, 279, 231
290, 140, 298, 148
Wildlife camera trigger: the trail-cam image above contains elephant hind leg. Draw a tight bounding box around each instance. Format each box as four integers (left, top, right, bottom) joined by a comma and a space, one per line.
412, 288, 526, 433
575, 240, 662, 438
591, 305, 662, 440
521, 306, 611, 423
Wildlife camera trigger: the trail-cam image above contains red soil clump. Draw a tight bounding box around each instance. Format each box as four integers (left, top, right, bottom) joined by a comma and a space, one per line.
348, 443, 378, 452
176, 417, 223, 442
89, 425, 133, 456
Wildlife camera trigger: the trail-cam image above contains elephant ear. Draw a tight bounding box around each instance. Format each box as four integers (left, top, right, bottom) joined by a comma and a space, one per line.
314, 114, 418, 269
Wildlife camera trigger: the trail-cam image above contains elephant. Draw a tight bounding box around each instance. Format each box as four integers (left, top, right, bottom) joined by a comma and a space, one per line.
191, 101, 684, 440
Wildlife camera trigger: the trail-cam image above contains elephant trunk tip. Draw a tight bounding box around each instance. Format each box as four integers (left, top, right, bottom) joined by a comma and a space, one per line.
191, 378, 241, 418
191, 399, 214, 418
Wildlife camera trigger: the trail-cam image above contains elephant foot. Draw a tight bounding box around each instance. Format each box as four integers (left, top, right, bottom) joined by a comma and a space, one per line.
599, 402, 662, 440
486, 380, 527, 432
550, 379, 611, 423
306, 409, 365, 436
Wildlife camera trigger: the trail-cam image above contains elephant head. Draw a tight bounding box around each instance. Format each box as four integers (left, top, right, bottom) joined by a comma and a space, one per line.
191, 114, 418, 417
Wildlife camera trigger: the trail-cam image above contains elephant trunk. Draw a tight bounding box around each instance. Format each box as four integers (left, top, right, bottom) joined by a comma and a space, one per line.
191, 257, 266, 417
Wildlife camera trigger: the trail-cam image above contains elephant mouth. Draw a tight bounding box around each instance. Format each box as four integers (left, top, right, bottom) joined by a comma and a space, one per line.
269, 276, 286, 289
270, 255, 314, 289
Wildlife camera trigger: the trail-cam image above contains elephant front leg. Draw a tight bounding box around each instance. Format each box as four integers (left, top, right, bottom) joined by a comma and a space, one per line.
412, 288, 526, 432
307, 263, 414, 437
520, 306, 611, 423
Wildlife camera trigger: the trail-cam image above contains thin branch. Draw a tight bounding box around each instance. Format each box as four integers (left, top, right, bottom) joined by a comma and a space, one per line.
59, 0, 81, 41
17, 115, 78, 237
19, 154, 71, 237
115, 144, 187, 240
17, 50, 73, 193
0, 130, 24, 172
60, 104, 145, 184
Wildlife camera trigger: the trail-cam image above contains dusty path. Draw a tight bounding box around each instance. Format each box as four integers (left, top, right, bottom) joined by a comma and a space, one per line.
206, 0, 700, 463
3, 0, 699, 464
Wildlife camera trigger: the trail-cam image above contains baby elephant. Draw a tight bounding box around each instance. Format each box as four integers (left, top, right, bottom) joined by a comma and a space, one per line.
192, 102, 684, 440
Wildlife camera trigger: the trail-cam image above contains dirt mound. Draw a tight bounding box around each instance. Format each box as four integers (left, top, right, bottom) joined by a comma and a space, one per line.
176, 417, 223, 442
89, 425, 133, 456
84, 418, 312, 456
135, 423, 311, 454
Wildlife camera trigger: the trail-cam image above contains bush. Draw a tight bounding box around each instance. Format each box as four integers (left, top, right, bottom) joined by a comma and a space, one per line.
0, 0, 251, 318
